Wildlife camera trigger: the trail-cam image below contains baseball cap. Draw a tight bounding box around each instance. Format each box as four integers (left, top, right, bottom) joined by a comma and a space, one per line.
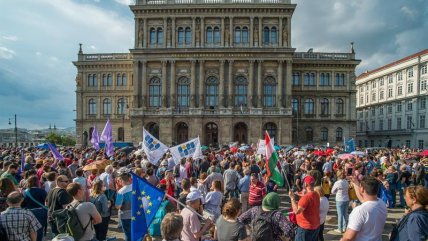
186, 191, 203, 202
303, 175, 315, 185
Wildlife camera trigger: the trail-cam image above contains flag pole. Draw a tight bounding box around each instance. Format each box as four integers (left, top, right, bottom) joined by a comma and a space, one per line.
164, 193, 207, 220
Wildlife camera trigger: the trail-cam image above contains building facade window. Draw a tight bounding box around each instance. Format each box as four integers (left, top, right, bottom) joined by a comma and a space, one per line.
388, 88, 393, 98
102, 74, 112, 86
149, 77, 161, 107
116, 73, 127, 86
335, 73, 345, 86
320, 98, 329, 115
420, 115, 426, 128
178, 27, 191, 46
406, 140, 411, 148
336, 98, 344, 115
397, 117, 401, 129
117, 98, 126, 114
177, 77, 190, 108
150, 27, 164, 46
408, 83, 414, 93
421, 64, 427, 75
371, 120, 375, 130
379, 77, 384, 86
372, 92, 376, 101
421, 80, 427, 91
379, 105, 384, 115
398, 86, 403, 95
387, 104, 392, 114
336, 127, 343, 141
397, 72, 403, 81
388, 119, 392, 130
205, 76, 219, 108
234, 27, 250, 44
408, 67, 414, 78
320, 127, 328, 141
388, 75, 393, 84
320, 73, 331, 86
379, 119, 383, 131
292, 72, 300, 86
118, 127, 124, 141
292, 98, 299, 115
234, 76, 248, 107
88, 74, 97, 87
306, 127, 313, 142
380, 90, 384, 100
420, 97, 426, 109
407, 116, 413, 129
304, 73, 315, 86
103, 98, 112, 115
304, 98, 315, 115
262, 26, 277, 45
397, 102, 402, 112
88, 99, 97, 115
407, 101, 413, 111
263, 76, 276, 107
264, 123, 277, 141
419, 140, 424, 149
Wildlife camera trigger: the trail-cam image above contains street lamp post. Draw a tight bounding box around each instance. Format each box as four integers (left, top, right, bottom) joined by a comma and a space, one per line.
8, 114, 17, 147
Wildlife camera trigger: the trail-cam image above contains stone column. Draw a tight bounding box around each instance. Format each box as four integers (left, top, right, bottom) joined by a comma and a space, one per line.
229, 17, 233, 47
258, 17, 262, 46
142, 61, 147, 108
277, 60, 283, 107
285, 60, 292, 108
228, 60, 234, 107
133, 61, 140, 108
221, 17, 225, 47
172, 17, 176, 48
248, 60, 254, 107
200, 18, 205, 48
162, 61, 167, 107
287, 17, 291, 47
171, 61, 176, 108
219, 60, 225, 107
192, 17, 196, 48
163, 18, 167, 48
143, 18, 148, 48
190, 60, 196, 107
135, 18, 139, 48
279, 17, 283, 47
199, 60, 205, 108
257, 60, 263, 107
250, 17, 254, 47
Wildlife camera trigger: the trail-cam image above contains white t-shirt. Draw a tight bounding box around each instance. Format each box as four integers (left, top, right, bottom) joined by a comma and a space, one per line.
319, 196, 329, 224
331, 179, 349, 202
347, 199, 387, 241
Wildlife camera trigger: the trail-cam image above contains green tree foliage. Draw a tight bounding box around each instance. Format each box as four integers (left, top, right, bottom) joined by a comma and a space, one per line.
46, 132, 76, 146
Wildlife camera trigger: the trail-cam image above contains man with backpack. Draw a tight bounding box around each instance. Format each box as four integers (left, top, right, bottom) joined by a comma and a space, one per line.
289, 175, 320, 241
46, 175, 73, 236
61, 183, 101, 241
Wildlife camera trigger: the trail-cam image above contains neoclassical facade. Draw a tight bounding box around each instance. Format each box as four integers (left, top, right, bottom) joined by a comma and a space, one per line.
74, 0, 360, 146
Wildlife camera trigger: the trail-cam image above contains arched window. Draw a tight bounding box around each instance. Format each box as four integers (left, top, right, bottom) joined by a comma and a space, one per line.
102, 74, 107, 86
178, 27, 185, 46
149, 77, 161, 107
306, 127, 313, 142
336, 98, 344, 115
271, 27, 277, 44
107, 74, 112, 86
206, 27, 213, 44
177, 77, 190, 108
292, 72, 300, 86
336, 127, 343, 141
264, 122, 277, 141
234, 76, 248, 107
88, 99, 97, 115
321, 98, 329, 115
234, 27, 241, 44
336, 73, 345, 86
122, 74, 127, 86
263, 27, 270, 44
213, 27, 220, 44
321, 127, 328, 141
157, 27, 163, 45
292, 98, 299, 115
185, 27, 191, 45
320, 73, 331, 86
118, 127, 124, 141
242, 27, 249, 44
263, 76, 276, 107
205, 76, 219, 108
150, 28, 156, 46
116, 73, 122, 86
103, 98, 112, 115
117, 98, 126, 114
304, 98, 315, 115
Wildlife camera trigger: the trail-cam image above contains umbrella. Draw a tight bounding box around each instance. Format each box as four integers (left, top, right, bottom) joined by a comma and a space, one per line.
420, 150, 428, 156
293, 151, 305, 156
313, 150, 326, 156
337, 153, 354, 160
201, 146, 209, 151
83, 159, 110, 171
351, 151, 366, 157
325, 148, 334, 155
274, 145, 281, 151
239, 145, 251, 151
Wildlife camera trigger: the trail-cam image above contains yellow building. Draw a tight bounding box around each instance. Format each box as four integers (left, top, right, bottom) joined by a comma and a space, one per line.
74, 0, 360, 147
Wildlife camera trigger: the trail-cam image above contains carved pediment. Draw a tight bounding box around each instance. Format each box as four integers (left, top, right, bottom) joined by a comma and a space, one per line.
206, 68, 219, 77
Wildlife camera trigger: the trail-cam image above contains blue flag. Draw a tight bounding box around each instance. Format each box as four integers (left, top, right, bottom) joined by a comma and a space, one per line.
344, 138, 356, 153
130, 172, 165, 241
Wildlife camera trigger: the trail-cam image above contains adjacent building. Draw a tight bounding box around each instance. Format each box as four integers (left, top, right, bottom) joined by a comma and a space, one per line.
356, 49, 428, 149
74, 0, 360, 147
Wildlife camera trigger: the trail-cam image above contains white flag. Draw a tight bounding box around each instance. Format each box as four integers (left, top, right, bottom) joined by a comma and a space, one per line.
169, 137, 201, 164
142, 129, 168, 166
257, 137, 274, 155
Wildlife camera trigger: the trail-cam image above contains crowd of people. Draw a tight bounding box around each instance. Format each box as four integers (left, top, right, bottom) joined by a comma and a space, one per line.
0, 144, 428, 241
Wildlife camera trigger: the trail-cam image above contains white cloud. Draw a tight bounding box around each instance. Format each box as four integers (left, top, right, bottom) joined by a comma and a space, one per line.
1, 35, 18, 41
35, 51, 42, 56
0, 46, 16, 59
115, 0, 134, 5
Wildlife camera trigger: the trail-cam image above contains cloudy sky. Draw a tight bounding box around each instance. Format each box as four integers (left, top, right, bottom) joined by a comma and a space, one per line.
0, 0, 427, 130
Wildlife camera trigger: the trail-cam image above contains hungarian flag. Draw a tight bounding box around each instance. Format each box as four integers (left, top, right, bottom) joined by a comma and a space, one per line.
265, 131, 284, 187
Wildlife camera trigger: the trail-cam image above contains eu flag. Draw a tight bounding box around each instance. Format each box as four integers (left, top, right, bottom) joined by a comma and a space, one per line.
131, 172, 165, 241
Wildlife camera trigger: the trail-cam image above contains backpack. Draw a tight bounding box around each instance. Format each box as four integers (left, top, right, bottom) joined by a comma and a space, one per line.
250, 208, 276, 241
149, 200, 169, 237
173, 164, 181, 178
52, 202, 91, 240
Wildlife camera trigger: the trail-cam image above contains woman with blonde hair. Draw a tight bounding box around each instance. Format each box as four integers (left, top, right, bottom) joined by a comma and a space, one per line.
331, 170, 349, 233
90, 180, 110, 241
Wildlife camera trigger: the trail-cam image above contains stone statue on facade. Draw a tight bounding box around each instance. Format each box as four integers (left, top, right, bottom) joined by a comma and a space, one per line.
75, 73, 82, 86
138, 19, 144, 47
225, 25, 230, 45
254, 25, 259, 44
167, 25, 172, 46
282, 26, 288, 46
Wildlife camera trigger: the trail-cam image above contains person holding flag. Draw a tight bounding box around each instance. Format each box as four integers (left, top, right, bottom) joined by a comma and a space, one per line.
264, 131, 284, 187
101, 119, 114, 157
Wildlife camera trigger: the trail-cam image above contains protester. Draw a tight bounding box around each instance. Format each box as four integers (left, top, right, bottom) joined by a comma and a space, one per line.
214, 198, 247, 241
238, 167, 251, 212
204, 180, 223, 221
390, 186, 428, 241
248, 173, 266, 207
289, 175, 320, 241
314, 186, 329, 241
0, 177, 16, 212
161, 213, 184, 241
115, 169, 132, 241
66, 182, 102, 241
223, 162, 240, 200
341, 176, 387, 241
0, 163, 18, 186
90, 180, 111, 241
180, 191, 213, 241
46, 175, 72, 235
331, 170, 350, 233
0, 191, 42, 241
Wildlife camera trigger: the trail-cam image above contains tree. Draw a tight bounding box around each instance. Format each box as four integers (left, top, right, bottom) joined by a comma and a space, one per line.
46, 132, 76, 146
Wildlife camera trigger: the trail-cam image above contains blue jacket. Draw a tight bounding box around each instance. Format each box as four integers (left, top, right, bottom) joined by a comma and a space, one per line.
396, 208, 428, 241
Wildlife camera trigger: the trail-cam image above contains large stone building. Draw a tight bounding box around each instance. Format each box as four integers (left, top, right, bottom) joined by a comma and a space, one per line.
356, 50, 428, 149
74, 0, 360, 147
